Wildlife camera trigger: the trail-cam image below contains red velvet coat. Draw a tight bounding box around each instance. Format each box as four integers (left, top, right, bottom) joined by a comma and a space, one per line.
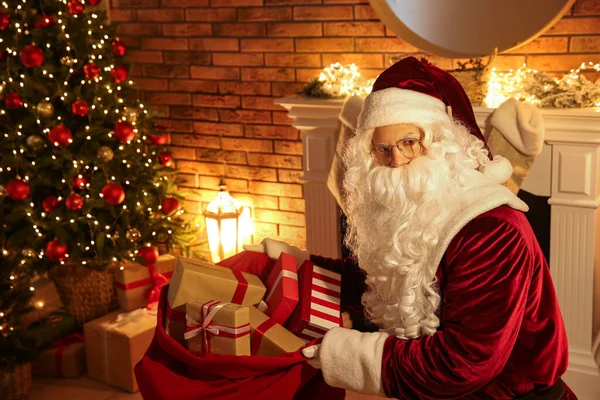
312, 206, 576, 399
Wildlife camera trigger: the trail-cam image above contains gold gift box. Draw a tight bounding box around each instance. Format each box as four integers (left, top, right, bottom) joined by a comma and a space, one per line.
249, 307, 305, 356
114, 254, 176, 311
166, 257, 265, 344
186, 300, 250, 356
84, 309, 156, 392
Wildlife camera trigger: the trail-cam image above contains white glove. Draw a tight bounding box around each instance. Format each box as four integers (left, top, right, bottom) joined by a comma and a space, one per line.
302, 344, 322, 369
243, 237, 310, 269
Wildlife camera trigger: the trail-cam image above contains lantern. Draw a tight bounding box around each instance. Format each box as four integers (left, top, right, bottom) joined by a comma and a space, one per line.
203, 178, 243, 263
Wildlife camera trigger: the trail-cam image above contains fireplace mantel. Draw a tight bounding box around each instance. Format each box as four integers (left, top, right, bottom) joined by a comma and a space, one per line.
277, 95, 600, 399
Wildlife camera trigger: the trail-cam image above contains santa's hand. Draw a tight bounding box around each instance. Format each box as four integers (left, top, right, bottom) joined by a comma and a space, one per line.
302, 344, 322, 369
243, 237, 310, 269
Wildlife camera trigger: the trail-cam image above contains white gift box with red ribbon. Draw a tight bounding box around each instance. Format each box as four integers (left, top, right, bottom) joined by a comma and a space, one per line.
287, 260, 341, 342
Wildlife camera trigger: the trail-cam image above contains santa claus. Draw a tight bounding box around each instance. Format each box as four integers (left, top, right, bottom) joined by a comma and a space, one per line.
248, 57, 575, 399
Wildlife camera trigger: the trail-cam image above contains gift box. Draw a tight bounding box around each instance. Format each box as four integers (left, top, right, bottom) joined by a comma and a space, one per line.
31, 333, 86, 378
21, 278, 64, 328
263, 253, 299, 325
21, 310, 78, 351
287, 261, 342, 342
249, 306, 305, 356
84, 309, 156, 392
166, 256, 265, 344
185, 300, 250, 356
114, 254, 176, 311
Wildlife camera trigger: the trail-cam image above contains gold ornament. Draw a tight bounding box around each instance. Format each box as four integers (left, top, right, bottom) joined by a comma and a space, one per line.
112, 231, 120, 241
61, 56, 74, 66
123, 107, 138, 124
97, 146, 114, 162
26, 134, 45, 150
0, 185, 6, 198
36, 100, 54, 117
126, 228, 141, 243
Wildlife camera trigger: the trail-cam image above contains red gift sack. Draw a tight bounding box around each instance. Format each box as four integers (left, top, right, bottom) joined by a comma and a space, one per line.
134, 252, 345, 400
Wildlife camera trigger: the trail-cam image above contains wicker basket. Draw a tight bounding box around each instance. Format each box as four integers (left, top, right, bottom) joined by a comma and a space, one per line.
49, 264, 117, 326
448, 50, 497, 106
0, 363, 31, 400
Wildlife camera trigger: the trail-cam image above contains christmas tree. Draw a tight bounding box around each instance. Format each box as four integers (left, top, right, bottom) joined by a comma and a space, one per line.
0, 0, 192, 369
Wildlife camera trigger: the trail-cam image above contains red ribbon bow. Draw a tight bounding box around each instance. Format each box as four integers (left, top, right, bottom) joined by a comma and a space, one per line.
145, 263, 168, 309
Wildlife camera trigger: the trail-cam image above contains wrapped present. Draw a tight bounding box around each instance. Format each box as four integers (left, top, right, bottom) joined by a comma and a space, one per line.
185, 300, 250, 356
166, 256, 265, 344
287, 261, 342, 342
263, 253, 299, 325
31, 333, 86, 378
21, 310, 78, 351
21, 278, 63, 328
249, 307, 305, 356
114, 254, 176, 311
84, 308, 156, 392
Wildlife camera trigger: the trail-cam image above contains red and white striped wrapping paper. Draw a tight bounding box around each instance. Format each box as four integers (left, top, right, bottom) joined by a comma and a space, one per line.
287, 261, 341, 342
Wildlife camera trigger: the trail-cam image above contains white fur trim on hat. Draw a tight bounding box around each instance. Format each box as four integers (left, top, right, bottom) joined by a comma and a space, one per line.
357, 87, 451, 131
490, 98, 545, 156
480, 155, 513, 184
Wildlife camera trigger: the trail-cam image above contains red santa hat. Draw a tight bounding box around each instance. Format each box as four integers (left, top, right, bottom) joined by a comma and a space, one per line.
357, 56, 493, 159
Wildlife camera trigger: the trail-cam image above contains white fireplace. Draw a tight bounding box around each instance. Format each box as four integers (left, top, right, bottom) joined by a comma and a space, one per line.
277, 95, 600, 400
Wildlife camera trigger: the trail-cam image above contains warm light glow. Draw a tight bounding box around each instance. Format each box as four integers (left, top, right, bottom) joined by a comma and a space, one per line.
317, 62, 374, 97
485, 61, 600, 108
203, 179, 246, 263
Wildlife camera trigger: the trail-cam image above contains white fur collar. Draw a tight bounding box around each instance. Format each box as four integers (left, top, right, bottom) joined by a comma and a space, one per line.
429, 169, 528, 273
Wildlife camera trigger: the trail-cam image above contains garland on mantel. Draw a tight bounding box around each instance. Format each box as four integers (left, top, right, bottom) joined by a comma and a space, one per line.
302, 61, 600, 109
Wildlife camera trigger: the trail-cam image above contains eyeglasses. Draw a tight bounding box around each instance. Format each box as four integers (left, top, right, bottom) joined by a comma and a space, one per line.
370, 138, 423, 166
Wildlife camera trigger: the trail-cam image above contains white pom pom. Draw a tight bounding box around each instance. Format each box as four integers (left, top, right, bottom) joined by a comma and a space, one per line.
480, 155, 513, 184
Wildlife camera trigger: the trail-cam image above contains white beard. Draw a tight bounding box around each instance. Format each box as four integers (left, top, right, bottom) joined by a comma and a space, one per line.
343, 123, 489, 338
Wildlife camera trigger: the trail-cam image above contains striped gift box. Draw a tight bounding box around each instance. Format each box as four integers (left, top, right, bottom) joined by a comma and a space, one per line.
287, 260, 341, 342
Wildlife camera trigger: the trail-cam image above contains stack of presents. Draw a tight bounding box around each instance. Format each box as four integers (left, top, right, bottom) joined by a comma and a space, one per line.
26, 251, 342, 393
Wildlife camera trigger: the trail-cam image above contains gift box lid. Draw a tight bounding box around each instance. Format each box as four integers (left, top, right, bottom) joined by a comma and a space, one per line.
168, 256, 266, 309
114, 254, 176, 287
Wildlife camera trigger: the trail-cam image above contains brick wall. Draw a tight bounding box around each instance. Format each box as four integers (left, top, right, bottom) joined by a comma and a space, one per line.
110, 0, 600, 255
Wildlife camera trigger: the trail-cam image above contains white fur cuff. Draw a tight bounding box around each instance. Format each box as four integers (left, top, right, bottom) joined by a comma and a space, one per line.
319, 327, 389, 397
490, 98, 545, 156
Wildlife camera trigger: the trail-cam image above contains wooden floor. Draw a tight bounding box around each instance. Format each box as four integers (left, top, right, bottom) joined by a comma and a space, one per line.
30, 377, 382, 399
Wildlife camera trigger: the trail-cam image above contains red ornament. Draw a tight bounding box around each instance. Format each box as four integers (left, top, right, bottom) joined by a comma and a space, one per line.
6, 179, 30, 201
101, 183, 125, 205
111, 65, 128, 84
42, 196, 60, 212
48, 124, 73, 147
45, 239, 68, 262
71, 175, 88, 191
67, 0, 84, 15
4, 93, 23, 109
137, 246, 159, 266
71, 99, 89, 117
83, 63, 100, 80
0, 51, 5, 61
88, 0, 102, 4
34, 14, 56, 29
65, 193, 84, 210
161, 198, 181, 215
148, 134, 168, 145
158, 151, 173, 168
114, 121, 135, 143
20, 45, 44, 68
0, 13, 10, 30
112, 40, 126, 57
